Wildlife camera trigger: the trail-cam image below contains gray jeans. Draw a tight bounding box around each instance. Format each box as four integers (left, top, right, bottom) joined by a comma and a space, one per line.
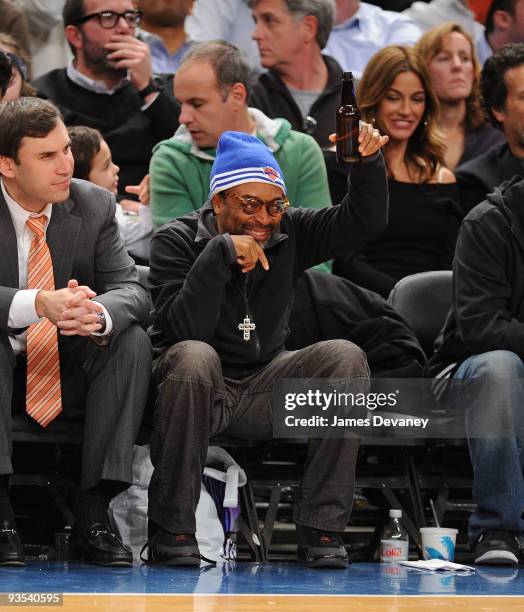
148, 339, 369, 534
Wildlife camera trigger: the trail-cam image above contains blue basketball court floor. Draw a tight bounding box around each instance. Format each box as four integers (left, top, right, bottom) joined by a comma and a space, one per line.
1, 561, 524, 611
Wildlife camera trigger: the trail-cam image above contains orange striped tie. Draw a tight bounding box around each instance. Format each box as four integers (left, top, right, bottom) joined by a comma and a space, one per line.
25, 215, 62, 428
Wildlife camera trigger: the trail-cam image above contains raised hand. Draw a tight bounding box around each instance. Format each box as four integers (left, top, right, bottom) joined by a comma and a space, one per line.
105, 34, 153, 92
121, 174, 151, 214
125, 174, 150, 204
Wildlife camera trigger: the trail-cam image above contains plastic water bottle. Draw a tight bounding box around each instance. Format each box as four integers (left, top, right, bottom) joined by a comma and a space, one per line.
380, 509, 409, 562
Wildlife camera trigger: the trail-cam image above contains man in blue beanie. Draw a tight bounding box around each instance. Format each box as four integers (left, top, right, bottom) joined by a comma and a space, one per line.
146, 125, 389, 569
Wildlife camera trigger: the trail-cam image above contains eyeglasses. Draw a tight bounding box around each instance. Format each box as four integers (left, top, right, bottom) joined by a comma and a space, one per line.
73, 10, 143, 29
227, 192, 290, 217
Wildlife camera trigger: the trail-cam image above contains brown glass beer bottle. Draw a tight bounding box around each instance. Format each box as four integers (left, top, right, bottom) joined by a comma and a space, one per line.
336, 71, 361, 164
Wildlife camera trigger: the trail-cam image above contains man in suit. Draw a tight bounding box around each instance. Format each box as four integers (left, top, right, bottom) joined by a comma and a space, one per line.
0, 97, 152, 567
456, 43, 524, 213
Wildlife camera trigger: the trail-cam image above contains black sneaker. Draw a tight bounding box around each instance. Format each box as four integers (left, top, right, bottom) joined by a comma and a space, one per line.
141, 523, 201, 567
296, 525, 349, 569
474, 530, 520, 566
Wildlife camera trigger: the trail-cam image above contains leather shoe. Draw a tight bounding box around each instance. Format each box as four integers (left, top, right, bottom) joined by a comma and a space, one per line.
0, 520, 25, 566
72, 522, 132, 567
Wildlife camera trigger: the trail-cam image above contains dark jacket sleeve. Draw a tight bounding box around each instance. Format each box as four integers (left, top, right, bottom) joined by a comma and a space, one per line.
149, 229, 236, 344
291, 152, 388, 273
142, 88, 180, 141
0, 288, 19, 334
88, 193, 152, 335
453, 212, 524, 357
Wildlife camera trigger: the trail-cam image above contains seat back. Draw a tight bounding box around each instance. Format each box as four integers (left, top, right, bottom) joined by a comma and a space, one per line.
387, 271, 453, 358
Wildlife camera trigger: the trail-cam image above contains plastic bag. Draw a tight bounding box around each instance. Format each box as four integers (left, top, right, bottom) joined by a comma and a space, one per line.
109, 444, 247, 563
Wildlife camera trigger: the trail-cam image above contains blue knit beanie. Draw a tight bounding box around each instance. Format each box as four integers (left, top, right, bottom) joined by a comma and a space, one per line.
209, 131, 287, 199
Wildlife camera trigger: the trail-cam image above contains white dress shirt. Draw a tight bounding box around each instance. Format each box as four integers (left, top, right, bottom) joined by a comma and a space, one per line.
185, 0, 262, 73
324, 2, 421, 79
2, 179, 112, 355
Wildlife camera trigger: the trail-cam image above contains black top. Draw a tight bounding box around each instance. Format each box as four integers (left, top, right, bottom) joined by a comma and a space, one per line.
460, 123, 506, 167
333, 179, 461, 298
456, 143, 524, 214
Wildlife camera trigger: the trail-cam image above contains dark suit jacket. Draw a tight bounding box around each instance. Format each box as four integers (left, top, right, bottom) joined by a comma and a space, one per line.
0, 178, 151, 363
455, 143, 524, 215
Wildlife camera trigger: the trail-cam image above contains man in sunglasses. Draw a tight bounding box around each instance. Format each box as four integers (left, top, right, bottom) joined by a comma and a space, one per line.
32, 0, 180, 199
145, 127, 389, 569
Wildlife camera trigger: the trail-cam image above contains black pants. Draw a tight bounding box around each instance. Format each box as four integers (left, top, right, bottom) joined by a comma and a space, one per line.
148, 339, 368, 534
0, 324, 152, 490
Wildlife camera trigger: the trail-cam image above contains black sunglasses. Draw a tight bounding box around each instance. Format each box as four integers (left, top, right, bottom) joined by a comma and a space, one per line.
73, 10, 143, 29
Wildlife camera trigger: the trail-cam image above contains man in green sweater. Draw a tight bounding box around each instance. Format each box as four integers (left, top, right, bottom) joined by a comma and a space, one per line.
149, 40, 332, 229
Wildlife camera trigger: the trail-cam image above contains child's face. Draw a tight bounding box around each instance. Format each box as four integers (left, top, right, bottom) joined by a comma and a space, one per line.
89, 138, 119, 194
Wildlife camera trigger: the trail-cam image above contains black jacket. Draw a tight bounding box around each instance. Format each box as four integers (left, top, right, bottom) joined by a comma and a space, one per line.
148, 153, 388, 378
455, 142, 524, 215
288, 270, 425, 378
427, 175, 524, 377
249, 54, 343, 148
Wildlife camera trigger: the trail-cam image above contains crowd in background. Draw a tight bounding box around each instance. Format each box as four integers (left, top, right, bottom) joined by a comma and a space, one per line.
0, 0, 515, 281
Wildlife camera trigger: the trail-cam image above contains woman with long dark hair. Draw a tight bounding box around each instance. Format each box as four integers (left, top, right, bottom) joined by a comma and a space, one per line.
332, 45, 461, 298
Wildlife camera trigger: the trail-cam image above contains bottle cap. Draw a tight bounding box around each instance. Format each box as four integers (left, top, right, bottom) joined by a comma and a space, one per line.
342, 71, 353, 79
389, 509, 402, 518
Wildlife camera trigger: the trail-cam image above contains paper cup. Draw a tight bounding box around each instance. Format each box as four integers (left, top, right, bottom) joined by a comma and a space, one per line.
420, 527, 458, 561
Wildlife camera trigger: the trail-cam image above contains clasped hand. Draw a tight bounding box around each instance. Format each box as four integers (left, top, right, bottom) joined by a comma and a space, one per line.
35, 279, 103, 336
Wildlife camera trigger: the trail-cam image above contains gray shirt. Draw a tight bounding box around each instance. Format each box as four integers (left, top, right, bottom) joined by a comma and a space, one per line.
287, 86, 321, 119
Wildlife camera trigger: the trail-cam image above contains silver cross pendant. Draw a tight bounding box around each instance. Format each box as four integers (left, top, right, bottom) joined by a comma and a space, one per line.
238, 315, 256, 341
